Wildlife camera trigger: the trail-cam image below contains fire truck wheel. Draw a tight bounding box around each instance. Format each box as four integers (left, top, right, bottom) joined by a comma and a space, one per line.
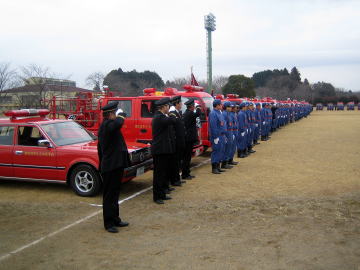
70, 164, 102, 197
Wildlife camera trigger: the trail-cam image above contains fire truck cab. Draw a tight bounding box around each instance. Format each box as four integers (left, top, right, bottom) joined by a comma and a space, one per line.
97, 85, 214, 155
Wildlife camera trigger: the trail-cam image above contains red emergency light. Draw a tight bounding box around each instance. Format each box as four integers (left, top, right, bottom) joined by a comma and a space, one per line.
226, 94, 239, 98
183, 84, 204, 92
164, 88, 178, 96
143, 88, 157, 96
215, 94, 224, 100
4, 109, 50, 119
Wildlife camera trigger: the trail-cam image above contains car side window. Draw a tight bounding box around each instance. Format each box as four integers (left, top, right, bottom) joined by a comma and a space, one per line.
141, 100, 156, 118
109, 100, 132, 117
17, 126, 45, 146
0, 126, 14, 145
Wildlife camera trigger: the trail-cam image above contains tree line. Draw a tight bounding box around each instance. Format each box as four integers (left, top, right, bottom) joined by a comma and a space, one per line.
1, 62, 359, 106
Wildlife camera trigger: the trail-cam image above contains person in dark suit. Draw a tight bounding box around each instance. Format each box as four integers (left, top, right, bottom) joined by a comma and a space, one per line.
151, 97, 176, 204
168, 95, 186, 186
181, 98, 201, 180
97, 101, 130, 233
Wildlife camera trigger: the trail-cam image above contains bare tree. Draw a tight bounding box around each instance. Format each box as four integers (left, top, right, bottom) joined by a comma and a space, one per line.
85, 71, 104, 90
0, 62, 18, 92
17, 64, 55, 108
212, 75, 229, 93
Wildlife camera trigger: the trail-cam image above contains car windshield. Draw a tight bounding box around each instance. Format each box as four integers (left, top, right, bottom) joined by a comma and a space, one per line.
41, 121, 96, 146
202, 97, 214, 112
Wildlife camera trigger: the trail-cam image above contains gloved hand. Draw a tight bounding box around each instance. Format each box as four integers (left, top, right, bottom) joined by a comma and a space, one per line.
116, 109, 127, 117
214, 137, 219, 144
263, 121, 266, 125
241, 132, 245, 136
233, 134, 235, 140
255, 124, 258, 127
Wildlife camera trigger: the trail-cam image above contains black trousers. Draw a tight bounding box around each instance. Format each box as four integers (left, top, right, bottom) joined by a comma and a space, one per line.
101, 168, 123, 229
169, 146, 183, 184
153, 154, 172, 201
182, 142, 193, 177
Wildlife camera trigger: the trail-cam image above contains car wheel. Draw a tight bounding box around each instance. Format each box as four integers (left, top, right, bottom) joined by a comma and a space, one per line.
70, 164, 101, 197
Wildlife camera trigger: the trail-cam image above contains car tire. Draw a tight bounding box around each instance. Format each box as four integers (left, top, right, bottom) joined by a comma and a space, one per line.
70, 164, 102, 197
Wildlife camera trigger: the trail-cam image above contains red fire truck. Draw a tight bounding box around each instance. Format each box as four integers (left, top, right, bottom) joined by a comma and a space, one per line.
47, 85, 215, 155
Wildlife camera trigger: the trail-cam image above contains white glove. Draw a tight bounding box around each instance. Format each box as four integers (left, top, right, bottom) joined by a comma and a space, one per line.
115, 108, 123, 116
214, 137, 219, 144
255, 124, 258, 127
233, 134, 235, 140
263, 121, 266, 125
241, 132, 245, 136
247, 129, 249, 133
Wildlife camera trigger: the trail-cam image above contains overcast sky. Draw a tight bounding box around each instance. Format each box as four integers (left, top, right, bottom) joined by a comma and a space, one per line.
1, 0, 359, 90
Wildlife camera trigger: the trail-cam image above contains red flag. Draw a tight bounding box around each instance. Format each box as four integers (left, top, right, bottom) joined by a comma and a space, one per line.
190, 72, 199, 86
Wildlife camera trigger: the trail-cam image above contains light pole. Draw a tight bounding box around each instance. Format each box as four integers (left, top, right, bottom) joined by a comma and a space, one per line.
204, 13, 216, 93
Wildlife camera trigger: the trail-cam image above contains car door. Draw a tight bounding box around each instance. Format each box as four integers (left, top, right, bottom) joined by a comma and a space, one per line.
0, 125, 15, 177
136, 98, 157, 143
13, 125, 59, 180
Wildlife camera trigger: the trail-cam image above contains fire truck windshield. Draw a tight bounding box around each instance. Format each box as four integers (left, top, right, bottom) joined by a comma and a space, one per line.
42, 121, 96, 146
181, 96, 214, 114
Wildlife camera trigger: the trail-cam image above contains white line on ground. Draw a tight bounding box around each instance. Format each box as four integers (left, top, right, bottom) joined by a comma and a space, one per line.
0, 158, 211, 262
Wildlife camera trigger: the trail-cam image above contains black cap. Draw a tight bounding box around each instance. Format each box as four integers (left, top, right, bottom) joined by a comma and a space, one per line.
170, 95, 181, 105
155, 97, 170, 107
101, 101, 118, 112
185, 98, 195, 106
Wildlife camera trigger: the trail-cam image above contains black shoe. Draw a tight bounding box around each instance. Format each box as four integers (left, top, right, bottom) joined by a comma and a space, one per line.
154, 199, 164, 204
165, 189, 171, 194
164, 195, 172, 200
116, 221, 129, 227
248, 147, 256, 154
172, 182, 182, 187
182, 175, 192, 180
228, 159, 238, 165
169, 187, 176, 191
237, 150, 241, 158
106, 226, 119, 233
254, 140, 260, 145
212, 163, 221, 174
221, 161, 233, 169
217, 163, 226, 172
181, 180, 186, 184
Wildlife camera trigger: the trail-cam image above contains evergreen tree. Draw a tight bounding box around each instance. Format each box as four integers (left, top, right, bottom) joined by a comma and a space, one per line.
222, 75, 255, 97
290, 67, 301, 83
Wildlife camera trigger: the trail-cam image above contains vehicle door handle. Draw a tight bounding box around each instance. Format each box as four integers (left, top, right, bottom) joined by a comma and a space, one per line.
140, 129, 147, 133
15, 151, 23, 155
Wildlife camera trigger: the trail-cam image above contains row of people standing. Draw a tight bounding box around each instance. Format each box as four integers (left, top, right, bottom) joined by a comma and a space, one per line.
151, 96, 201, 204
209, 100, 312, 174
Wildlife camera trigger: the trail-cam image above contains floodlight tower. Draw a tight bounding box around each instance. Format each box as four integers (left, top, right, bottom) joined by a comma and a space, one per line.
204, 13, 216, 93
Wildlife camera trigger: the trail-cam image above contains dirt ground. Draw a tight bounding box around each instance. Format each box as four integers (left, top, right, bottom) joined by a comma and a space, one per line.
0, 110, 359, 270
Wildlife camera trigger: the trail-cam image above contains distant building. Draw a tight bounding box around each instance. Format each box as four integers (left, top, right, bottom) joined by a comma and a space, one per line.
0, 78, 98, 112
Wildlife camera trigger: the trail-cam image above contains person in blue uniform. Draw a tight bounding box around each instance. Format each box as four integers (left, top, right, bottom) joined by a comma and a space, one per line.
98, 101, 130, 233
221, 101, 235, 169
247, 103, 256, 154
237, 102, 248, 158
229, 103, 239, 165
254, 103, 261, 145
209, 99, 226, 174
151, 97, 176, 204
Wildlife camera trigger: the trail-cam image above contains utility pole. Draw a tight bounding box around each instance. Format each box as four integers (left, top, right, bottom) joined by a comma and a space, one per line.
204, 13, 216, 93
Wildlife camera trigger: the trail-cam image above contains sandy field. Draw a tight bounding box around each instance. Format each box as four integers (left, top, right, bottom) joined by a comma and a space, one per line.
0, 110, 359, 270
